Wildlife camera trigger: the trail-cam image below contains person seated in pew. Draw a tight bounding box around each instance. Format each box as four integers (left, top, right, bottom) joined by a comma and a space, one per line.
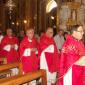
19, 27, 38, 85
59, 25, 85, 85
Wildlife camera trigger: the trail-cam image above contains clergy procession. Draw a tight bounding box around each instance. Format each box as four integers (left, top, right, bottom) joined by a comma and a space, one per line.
0, 24, 85, 85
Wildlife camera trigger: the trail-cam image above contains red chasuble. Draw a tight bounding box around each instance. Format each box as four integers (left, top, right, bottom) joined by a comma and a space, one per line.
38, 34, 59, 85
59, 35, 85, 85
19, 36, 38, 73
0, 35, 19, 63
38, 34, 59, 72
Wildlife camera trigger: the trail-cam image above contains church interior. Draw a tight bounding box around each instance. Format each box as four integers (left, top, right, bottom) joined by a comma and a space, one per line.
0, 0, 85, 85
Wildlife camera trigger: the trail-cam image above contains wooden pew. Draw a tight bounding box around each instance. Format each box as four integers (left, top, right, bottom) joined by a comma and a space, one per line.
0, 57, 7, 64
0, 69, 47, 85
0, 62, 22, 78
0, 62, 22, 74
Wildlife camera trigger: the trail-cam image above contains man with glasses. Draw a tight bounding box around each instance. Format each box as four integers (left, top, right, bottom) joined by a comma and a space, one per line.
59, 25, 85, 85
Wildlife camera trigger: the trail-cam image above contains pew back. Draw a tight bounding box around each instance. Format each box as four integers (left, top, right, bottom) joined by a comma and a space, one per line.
0, 70, 47, 85
0, 57, 7, 64
0, 62, 22, 75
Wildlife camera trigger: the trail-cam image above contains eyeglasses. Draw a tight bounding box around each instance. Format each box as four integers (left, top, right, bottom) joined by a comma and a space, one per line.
76, 30, 84, 33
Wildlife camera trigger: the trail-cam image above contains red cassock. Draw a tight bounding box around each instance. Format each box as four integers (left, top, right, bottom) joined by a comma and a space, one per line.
0, 35, 19, 63
19, 36, 38, 73
59, 35, 85, 85
38, 34, 59, 85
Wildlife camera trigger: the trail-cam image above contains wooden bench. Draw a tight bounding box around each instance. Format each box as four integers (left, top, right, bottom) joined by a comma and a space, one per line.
0, 62, 22, 79
0, 57, 9, 78
0, 62, 22, 74
0, 70, 12, 79
0, 57, 7, 64
0, 69, 47, 85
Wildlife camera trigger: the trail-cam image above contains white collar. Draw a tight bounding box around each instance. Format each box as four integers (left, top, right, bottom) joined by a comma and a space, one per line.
28, 38, 32, 42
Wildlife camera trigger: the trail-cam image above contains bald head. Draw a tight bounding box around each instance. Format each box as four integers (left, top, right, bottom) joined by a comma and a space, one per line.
46, 27, 53, 38
6, 28, 13, 36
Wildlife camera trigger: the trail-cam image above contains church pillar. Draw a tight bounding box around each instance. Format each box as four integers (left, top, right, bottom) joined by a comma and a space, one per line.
37, 0, 47, 34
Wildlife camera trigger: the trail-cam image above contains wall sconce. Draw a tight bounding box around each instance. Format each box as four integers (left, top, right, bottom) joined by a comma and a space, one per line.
23, 20, 27, 24
16, 22, 19, 26
51, 16, 55, 20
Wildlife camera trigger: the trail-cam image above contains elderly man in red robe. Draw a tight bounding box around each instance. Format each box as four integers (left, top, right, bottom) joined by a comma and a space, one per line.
19, 28, 38, 85
59, 25, 85, 85
38, 27, 59, 85
1, 28, 19, 63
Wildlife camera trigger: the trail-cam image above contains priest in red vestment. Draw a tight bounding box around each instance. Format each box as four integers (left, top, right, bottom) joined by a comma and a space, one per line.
38, 27, 59, 85
19, 28, 38, 73
19, 28, 38, 85
0, 28, 19, 63
59, 25, 85, 85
